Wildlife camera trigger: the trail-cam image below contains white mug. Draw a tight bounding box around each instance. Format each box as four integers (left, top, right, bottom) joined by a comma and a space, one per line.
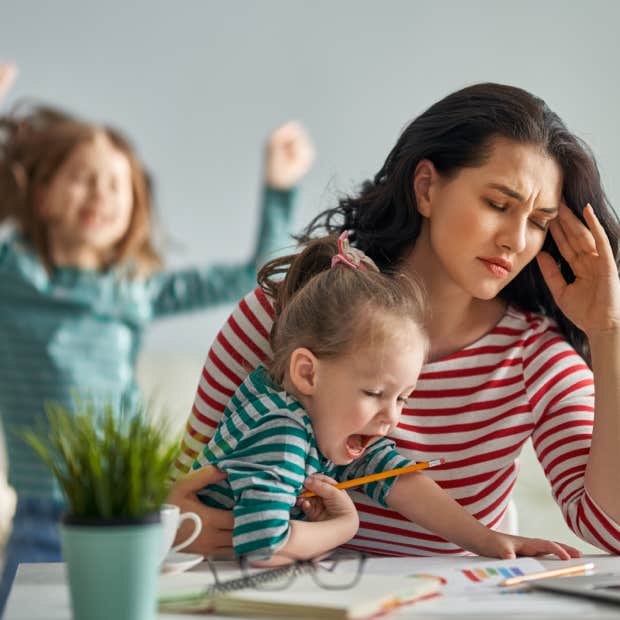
159, 503, 202, 564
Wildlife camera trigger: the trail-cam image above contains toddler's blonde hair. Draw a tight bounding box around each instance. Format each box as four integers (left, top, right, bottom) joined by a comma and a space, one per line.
258, 235, 428, 385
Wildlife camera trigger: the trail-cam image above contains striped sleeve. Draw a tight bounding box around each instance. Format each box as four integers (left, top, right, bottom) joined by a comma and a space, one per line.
172, 287, 275, 478
147, 263, 256, 318
525, 316, 620, 553
336, 438, 412, 507
149, 187, 296, 318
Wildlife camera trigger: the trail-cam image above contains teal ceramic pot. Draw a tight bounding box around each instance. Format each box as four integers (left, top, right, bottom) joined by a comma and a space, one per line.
60, 514, 162, 620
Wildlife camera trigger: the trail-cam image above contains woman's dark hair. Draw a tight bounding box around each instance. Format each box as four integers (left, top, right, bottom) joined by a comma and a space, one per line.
300, 82, 620, 364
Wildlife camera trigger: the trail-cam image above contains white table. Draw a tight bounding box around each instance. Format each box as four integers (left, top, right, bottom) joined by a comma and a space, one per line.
5, 554, 620, 619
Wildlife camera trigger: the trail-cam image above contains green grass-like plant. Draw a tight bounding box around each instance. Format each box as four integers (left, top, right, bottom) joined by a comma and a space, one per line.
19, 400, 180, 521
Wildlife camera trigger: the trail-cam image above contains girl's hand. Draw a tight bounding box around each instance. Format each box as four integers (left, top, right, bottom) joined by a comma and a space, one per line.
264, 121, 315, 190
478, 531, 582, 560
537, 203, 620, 336
166, 465, 234, 558
298, 474, 359, 531
0, 62, 18, 105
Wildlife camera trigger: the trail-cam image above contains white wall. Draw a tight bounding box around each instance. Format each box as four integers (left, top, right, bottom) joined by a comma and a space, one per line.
1, 0, 618, 358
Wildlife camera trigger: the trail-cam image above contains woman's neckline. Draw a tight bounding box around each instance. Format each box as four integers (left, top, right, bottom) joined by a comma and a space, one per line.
425, 303, 517, 364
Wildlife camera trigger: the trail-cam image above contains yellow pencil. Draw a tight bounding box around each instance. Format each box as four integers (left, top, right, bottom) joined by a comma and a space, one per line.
299, 458, 446, 498
500, 562, 595, 587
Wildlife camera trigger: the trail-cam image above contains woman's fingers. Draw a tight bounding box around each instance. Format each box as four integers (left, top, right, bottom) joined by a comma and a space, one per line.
166, 465, 234, 555
536, 251, 566, 303
557, 204, 598, 256
548, 217, 578, 265
546, 203, 616, 285
583, 204, 617, 269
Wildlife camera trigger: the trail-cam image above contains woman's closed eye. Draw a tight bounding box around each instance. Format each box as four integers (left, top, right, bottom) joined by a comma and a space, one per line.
487, 199, 550, 231
487, 200, 507, 211
528, 218, 549, 231
362, 389, 382, 398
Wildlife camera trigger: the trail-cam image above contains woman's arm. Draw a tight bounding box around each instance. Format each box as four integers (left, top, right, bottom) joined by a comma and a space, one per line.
537, 203, 620, 550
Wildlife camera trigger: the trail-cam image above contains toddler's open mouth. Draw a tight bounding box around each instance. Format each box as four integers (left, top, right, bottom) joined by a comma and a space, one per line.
345, 434, 380, 459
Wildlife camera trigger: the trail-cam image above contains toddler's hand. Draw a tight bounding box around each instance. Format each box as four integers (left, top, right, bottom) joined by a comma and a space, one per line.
298, 474, 359, 532
264, 121, 315, 190
0, 62, 18, 105
481, 531, 582, 560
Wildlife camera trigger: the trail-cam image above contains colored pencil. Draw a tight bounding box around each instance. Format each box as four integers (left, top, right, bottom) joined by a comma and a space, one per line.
500, 562, 595, 587
299, 458, 445, 498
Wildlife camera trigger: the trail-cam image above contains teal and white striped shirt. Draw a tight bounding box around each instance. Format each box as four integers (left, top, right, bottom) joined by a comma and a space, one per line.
0, 188, 296, 503
195, 366, 411, 558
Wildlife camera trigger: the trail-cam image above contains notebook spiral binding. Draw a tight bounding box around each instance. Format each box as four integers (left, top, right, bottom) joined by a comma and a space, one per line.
204, 560, 313, 597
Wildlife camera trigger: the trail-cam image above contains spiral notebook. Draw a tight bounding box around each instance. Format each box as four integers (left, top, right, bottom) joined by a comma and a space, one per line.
158, 568, 440, 619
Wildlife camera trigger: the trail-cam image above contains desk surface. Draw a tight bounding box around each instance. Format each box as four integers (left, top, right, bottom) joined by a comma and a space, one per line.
5, 554, 620, 619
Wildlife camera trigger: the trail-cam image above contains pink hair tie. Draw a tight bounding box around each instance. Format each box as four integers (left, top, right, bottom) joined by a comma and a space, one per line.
331, 231, 379, 272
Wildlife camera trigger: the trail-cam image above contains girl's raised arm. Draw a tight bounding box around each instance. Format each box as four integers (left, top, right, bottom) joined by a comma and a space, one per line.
0, 62, 17, 106
148, 122, 313, 317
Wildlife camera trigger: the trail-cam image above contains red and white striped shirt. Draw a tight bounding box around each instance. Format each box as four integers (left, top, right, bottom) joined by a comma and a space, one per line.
174, 287, 620, 555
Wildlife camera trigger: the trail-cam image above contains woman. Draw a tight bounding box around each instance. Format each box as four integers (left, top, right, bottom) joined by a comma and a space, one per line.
169, 82, 620, 556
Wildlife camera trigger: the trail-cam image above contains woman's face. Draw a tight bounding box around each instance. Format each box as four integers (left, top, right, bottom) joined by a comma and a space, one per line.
414, 137, 563, 300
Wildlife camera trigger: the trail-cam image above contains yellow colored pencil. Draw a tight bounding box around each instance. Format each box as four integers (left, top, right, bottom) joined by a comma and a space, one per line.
500, 562, 595, 587
299, 458, 446, 498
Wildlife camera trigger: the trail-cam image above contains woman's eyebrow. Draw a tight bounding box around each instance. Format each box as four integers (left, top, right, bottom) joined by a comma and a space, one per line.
487, 182, 524, 201
485, 183, 559, 214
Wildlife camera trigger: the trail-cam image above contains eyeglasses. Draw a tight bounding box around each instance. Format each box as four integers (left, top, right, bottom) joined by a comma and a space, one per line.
204, 549, 367, 597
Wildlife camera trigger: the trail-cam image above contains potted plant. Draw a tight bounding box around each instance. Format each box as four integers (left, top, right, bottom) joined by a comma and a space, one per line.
20, 399, 179, 620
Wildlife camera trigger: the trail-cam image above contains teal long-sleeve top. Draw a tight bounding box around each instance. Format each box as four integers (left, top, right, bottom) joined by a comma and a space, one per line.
0, 187, 296, 501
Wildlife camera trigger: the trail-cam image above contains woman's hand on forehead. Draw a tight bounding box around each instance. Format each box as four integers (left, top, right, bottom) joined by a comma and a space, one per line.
536, 203, 620, 335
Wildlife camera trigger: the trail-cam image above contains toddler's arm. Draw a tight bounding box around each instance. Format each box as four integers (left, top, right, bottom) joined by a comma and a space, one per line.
262, 474, 359, 566
387, 472, 582, 559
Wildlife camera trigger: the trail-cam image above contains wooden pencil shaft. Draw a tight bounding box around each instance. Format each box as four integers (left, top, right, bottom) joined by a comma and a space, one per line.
299, 459, 444, 499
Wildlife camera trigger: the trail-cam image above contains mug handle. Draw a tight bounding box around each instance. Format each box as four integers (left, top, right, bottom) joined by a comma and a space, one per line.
171, 512, 203, 553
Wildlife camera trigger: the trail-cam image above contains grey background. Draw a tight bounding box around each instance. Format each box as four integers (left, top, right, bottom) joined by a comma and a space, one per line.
1, 1, 618, 551
2, 0, 619, 356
